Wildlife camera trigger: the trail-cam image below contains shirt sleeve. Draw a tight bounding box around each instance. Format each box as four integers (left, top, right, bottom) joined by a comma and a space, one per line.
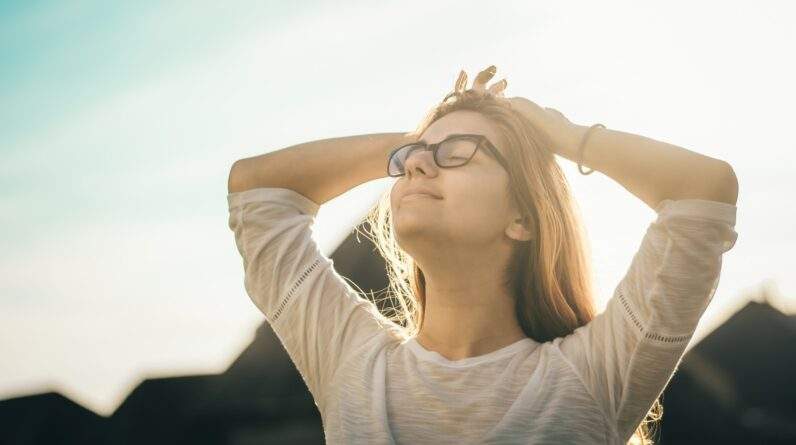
555, 198, 738, 442
227, 187, 394, 408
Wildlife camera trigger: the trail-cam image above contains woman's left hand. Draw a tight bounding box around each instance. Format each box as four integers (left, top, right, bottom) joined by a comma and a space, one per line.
468, 65, 584, 157
506, 97, 585, 158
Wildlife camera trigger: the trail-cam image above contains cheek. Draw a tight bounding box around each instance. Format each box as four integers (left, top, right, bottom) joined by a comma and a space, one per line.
452, 182, 510, 225
453, 174, 502, 204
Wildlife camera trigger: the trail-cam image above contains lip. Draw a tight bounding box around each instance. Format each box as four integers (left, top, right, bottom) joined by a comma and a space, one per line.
403, 187, 443, 199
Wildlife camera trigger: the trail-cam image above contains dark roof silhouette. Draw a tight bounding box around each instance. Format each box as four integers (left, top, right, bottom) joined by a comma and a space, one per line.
660, 300, 796, 444
2, 221, 794, 444
0, 392, 106, 444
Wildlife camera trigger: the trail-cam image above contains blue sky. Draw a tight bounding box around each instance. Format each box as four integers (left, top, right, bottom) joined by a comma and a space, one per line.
2, 0, 794, 416
1, 1, 301, 144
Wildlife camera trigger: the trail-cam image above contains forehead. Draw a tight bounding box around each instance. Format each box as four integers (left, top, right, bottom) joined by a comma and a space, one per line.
420, 110, 507, 154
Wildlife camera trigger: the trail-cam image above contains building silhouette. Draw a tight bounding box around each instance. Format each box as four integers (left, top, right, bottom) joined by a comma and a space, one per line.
2, 222, 794, 444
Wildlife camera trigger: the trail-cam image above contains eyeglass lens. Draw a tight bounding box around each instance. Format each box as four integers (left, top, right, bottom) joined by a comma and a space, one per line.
388, 137, 478, 176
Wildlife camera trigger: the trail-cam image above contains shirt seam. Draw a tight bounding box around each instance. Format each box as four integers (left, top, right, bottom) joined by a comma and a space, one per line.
617, 291, 694, 344
270, 256, 324, 323
406, 338, 534, 368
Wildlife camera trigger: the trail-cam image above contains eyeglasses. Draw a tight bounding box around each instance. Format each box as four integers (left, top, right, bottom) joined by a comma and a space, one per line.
387, 133, 510, 177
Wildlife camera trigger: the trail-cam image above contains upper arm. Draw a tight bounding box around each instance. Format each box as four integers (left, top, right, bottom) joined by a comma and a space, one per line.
227, 186, 391, 406
555, 198, 738, 441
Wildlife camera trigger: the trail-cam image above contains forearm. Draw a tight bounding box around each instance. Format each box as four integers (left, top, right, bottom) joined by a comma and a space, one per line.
557, 124, 738, 209
228, 132, 414, 205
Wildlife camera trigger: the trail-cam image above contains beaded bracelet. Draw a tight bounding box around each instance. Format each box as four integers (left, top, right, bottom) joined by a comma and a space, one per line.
577, 123, 605, 175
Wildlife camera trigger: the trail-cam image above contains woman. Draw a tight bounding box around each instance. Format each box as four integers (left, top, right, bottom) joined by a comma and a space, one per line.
227, 65, 738, 444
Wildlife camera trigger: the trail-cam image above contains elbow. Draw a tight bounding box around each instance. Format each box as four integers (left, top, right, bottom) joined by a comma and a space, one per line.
228, 159, 248, 194
712, 161, 739, 206
661, 160, 739, 207
227, 158, 251, 193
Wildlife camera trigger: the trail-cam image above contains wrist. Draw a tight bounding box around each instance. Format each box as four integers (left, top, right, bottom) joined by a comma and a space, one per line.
555, 124, 589, 161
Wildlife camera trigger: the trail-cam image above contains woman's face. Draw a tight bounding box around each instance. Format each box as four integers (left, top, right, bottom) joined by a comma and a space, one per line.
390, 110, 524, 260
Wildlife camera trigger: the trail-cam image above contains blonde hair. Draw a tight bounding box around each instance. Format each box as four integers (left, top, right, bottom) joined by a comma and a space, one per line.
360, 71, 662, 444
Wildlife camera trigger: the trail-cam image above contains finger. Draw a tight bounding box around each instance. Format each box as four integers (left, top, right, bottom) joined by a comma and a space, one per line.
454, 70, 468, 95
487, 78, 507, 97
473, 65, 497, 92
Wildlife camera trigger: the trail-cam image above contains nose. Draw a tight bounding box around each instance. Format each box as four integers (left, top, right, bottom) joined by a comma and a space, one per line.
403, 147, 438, 178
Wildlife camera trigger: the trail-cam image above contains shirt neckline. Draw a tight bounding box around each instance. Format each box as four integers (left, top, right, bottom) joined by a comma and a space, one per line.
405, 336, 536, 367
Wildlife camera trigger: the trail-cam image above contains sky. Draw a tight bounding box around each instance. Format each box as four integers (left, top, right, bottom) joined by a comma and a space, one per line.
1, 0, 794, 417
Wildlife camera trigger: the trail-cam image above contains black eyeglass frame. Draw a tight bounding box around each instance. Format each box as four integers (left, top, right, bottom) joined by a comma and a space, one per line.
386, 133, 510, 177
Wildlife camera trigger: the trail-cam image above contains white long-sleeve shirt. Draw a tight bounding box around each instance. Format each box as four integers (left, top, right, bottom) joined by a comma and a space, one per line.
227, 187, 738, 444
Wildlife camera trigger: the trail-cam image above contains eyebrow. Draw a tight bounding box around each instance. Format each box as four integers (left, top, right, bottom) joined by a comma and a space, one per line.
418, 133, 484, 145
416, 134, 498, 162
